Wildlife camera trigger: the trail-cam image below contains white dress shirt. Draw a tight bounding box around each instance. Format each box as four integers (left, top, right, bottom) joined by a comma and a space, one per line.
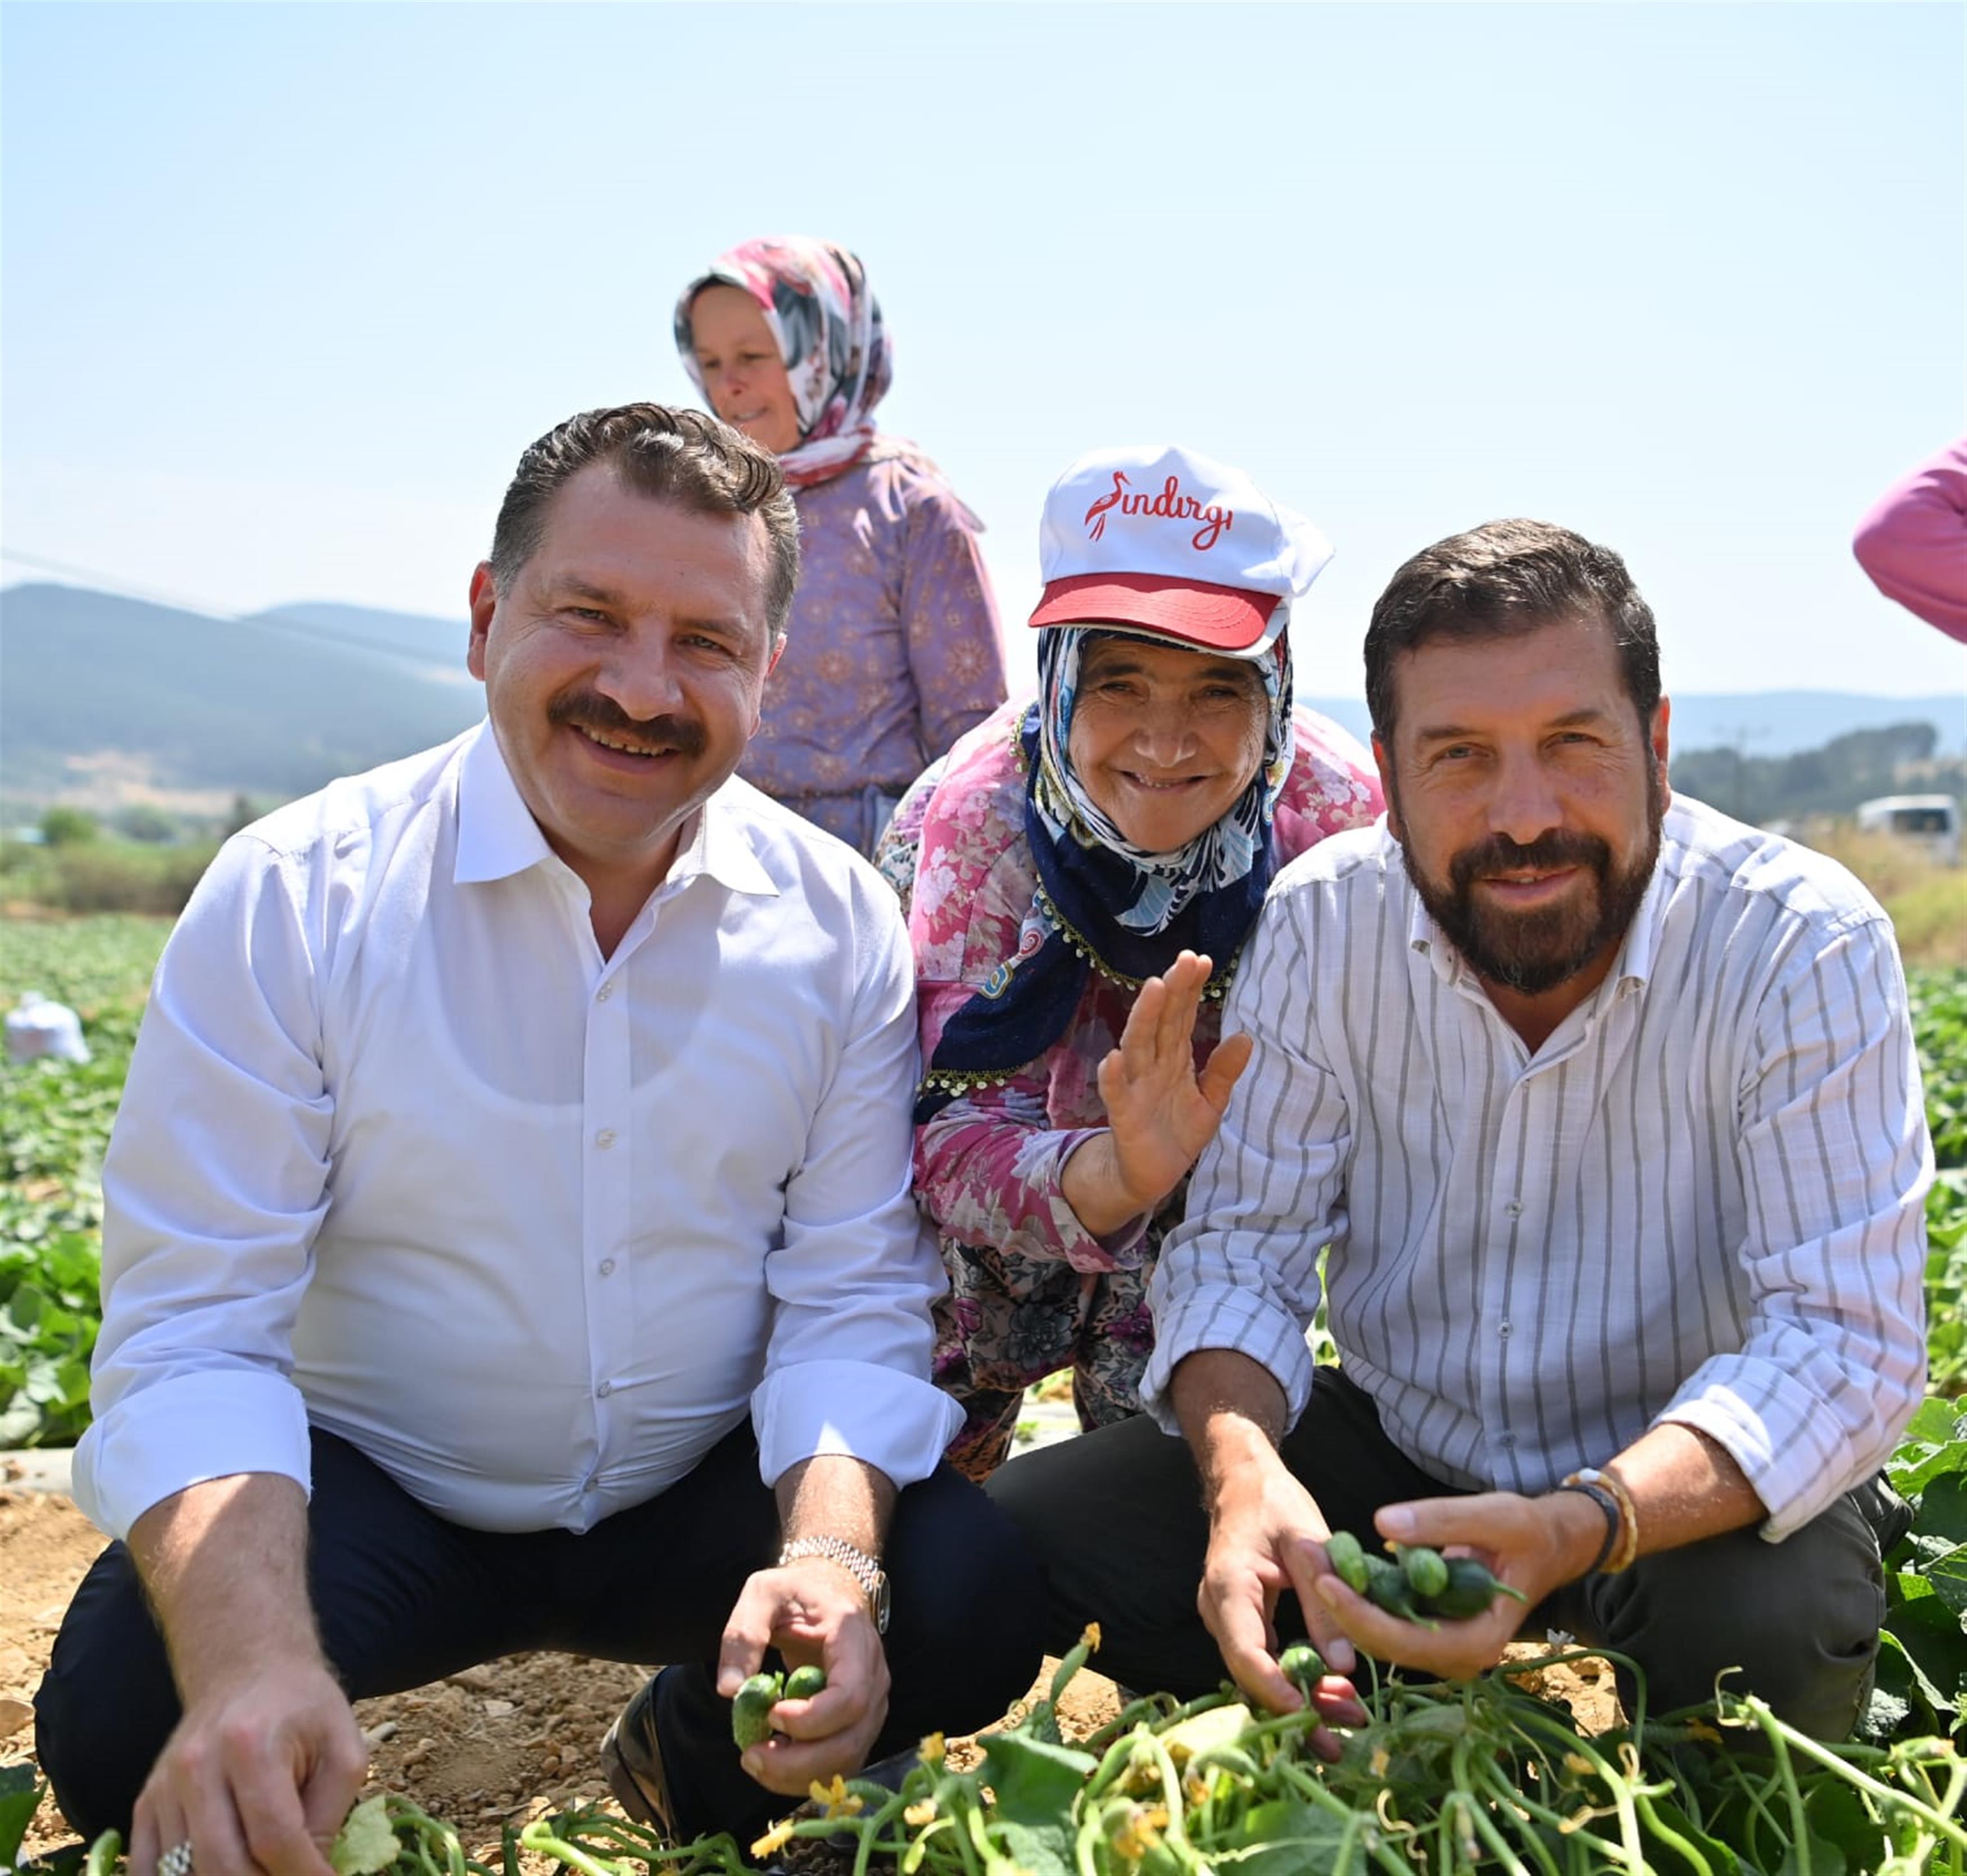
1144, 797, 1932, 1540
75, 722, 963, 1542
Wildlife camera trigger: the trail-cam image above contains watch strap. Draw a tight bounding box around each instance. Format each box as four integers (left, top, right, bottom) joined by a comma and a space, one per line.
777, 1535, 891, 1632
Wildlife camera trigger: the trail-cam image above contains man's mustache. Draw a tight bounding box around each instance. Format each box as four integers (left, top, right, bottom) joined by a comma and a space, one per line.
549, 693, 707, 759
1448, 829, 1611, 892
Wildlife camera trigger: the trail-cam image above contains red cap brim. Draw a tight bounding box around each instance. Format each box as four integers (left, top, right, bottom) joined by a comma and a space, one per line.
1027, 572, 1280, 652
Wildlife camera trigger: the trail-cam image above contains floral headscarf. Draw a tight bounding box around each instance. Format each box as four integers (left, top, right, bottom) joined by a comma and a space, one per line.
915, 622, 1296, 1122
674, 236, 892, 490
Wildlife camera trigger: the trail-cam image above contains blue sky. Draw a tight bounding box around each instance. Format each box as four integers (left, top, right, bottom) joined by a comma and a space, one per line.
4, 0, 1963, 707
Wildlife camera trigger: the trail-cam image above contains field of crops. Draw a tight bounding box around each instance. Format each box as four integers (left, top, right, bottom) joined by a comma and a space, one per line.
4, 920, 1967, 1874
0, 917, 170, 1447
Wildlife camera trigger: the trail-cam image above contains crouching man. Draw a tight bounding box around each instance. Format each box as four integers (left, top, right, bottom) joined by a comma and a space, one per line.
989, 518, 1929, 1737
37, 404, 1045, 1874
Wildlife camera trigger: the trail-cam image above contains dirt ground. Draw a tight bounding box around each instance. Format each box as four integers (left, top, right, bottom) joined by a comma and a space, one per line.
1, 1479, 1617, 1869
0, 1484, 1130, 1868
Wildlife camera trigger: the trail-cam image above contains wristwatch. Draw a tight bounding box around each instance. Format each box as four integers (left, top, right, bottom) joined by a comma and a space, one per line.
778, 1535, 892, 1634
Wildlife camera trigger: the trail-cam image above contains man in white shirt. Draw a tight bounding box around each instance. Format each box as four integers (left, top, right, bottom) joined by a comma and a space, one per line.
35, 404, 1044, 1870
989, 518, 1930, 1738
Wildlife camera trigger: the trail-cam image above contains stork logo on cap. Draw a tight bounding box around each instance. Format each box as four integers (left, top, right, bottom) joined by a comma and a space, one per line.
1082, 470, 1235, 552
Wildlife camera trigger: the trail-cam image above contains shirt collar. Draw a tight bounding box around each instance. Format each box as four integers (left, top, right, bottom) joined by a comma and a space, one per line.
454, 721, 555, 885
453, 722, 778, 900
664, 782, 780, 900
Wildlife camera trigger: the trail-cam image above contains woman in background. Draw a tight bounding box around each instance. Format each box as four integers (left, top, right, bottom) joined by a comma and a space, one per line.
674, 236, 1007, 855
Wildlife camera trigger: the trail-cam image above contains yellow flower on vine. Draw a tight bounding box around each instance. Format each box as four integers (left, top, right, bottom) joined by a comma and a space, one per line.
750, 1816, 797, 1859
808, 1774, 865, 1819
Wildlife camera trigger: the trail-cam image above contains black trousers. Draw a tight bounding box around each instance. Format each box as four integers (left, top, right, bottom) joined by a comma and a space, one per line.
986, 1366, 1897, 1739
36, 1425, 1047, 1849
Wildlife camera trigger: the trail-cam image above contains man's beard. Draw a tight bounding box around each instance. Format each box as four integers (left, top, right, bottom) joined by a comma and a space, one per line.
1397, 770, 1664, 997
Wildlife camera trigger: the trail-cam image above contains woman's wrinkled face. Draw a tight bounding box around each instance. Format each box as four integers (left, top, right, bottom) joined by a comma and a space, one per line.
1065, 635, 1270, 851
687, 285, 802, 455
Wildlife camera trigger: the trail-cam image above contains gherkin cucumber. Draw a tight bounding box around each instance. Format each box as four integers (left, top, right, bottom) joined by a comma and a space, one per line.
1361, 1552, 1417, 1616
1421, 1556, 1528, 1620
1396, 1543, 1450, 1600
1276, 1641, 1325, 1693
731, 1670, 783, 1748
1362, 1553, 1440, 1628
1324, 1530, 1371, 1594
783, 1664, 828, 1701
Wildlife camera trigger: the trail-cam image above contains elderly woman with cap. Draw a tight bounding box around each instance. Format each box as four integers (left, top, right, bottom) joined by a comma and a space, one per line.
889, 444, 1383, 1479
674, 236, 1008, 856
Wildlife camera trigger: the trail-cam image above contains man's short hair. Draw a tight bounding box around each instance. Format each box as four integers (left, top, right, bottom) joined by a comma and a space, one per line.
489, 404, 801, 638
1365, 519, 1661, 741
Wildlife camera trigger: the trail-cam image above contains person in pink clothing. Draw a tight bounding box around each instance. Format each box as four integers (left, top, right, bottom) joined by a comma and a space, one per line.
881, 445, 1383, 1479
1852, 434, 1967, 645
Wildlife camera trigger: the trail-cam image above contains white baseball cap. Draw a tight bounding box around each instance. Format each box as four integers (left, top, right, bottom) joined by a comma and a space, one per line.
1027, 443, 1335, 657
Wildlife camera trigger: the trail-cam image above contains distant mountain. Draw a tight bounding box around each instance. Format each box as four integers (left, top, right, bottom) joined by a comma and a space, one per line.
1, 583, 483, 801
1665, 691, 1965, 760
2, 579, 1959, 810
1303, 690, 1965, 760
244, 602, 473, 675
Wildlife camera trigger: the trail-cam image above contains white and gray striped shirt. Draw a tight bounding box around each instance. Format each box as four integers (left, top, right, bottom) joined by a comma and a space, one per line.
1143, 796, 1932, 1540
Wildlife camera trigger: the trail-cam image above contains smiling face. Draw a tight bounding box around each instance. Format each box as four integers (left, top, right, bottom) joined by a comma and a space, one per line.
1374, 615, 1670, 1023
468, 461, 779, 905
1064, 635, 1270, 852
686, 285, 803, 456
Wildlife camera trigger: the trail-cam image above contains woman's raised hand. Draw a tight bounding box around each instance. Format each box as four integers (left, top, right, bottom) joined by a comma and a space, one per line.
1064, 950, 1253, 1234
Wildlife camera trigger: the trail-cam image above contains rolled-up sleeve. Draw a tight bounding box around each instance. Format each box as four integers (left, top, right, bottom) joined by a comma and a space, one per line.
1662, 914, 1932, 1539
1142, 885, 1348, 1431
72, 836, 332, 1540
753, 884, 963, 1488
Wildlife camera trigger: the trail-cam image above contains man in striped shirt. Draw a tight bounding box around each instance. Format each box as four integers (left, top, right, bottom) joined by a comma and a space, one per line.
988, 518, 1932, 1740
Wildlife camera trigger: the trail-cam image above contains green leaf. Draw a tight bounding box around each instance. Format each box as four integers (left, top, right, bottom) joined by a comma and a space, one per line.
1803, 1780, 1888, 1870
977, 1733, 1096, 1829
1639, 1793, 1744, 1876
1774, 1834, 1846, 1876
1888, 1403, 1967, 1497
986, 1816, 1075, 1876
1211, 1798, 1366, 1875
1927, 1541, 1967, 1624
0, 1394, 46, 1447
0, 1762, 46, 1870
1912, 1473, 1967, 1549
330, 1793, 400, 1876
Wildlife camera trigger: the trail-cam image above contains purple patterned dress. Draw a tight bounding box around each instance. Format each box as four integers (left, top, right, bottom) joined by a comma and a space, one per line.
676, 237, 1008, 852
741, 446, 1007, 852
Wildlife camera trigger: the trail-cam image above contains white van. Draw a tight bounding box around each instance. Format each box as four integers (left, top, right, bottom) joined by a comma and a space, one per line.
1855, 794, 1962, 867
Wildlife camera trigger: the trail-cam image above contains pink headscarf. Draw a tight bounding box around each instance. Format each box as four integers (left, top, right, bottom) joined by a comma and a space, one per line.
674, 236, 894, 490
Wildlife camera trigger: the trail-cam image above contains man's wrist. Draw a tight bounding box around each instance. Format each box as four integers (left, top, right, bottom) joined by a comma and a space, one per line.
1554, 1467, 1640, 1574
778, 1535, 892, 1634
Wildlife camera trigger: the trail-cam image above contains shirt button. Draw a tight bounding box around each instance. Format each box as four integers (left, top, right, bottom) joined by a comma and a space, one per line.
596, 1380, 614, 1399
599, 1258, 617, 1277
1498, 1321, 1512, 1338
596, 982, 614, 1003
1503, 1198, 1522, 1218
1498, 1431, 1515, 1448
596, 1128, 618, 1149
